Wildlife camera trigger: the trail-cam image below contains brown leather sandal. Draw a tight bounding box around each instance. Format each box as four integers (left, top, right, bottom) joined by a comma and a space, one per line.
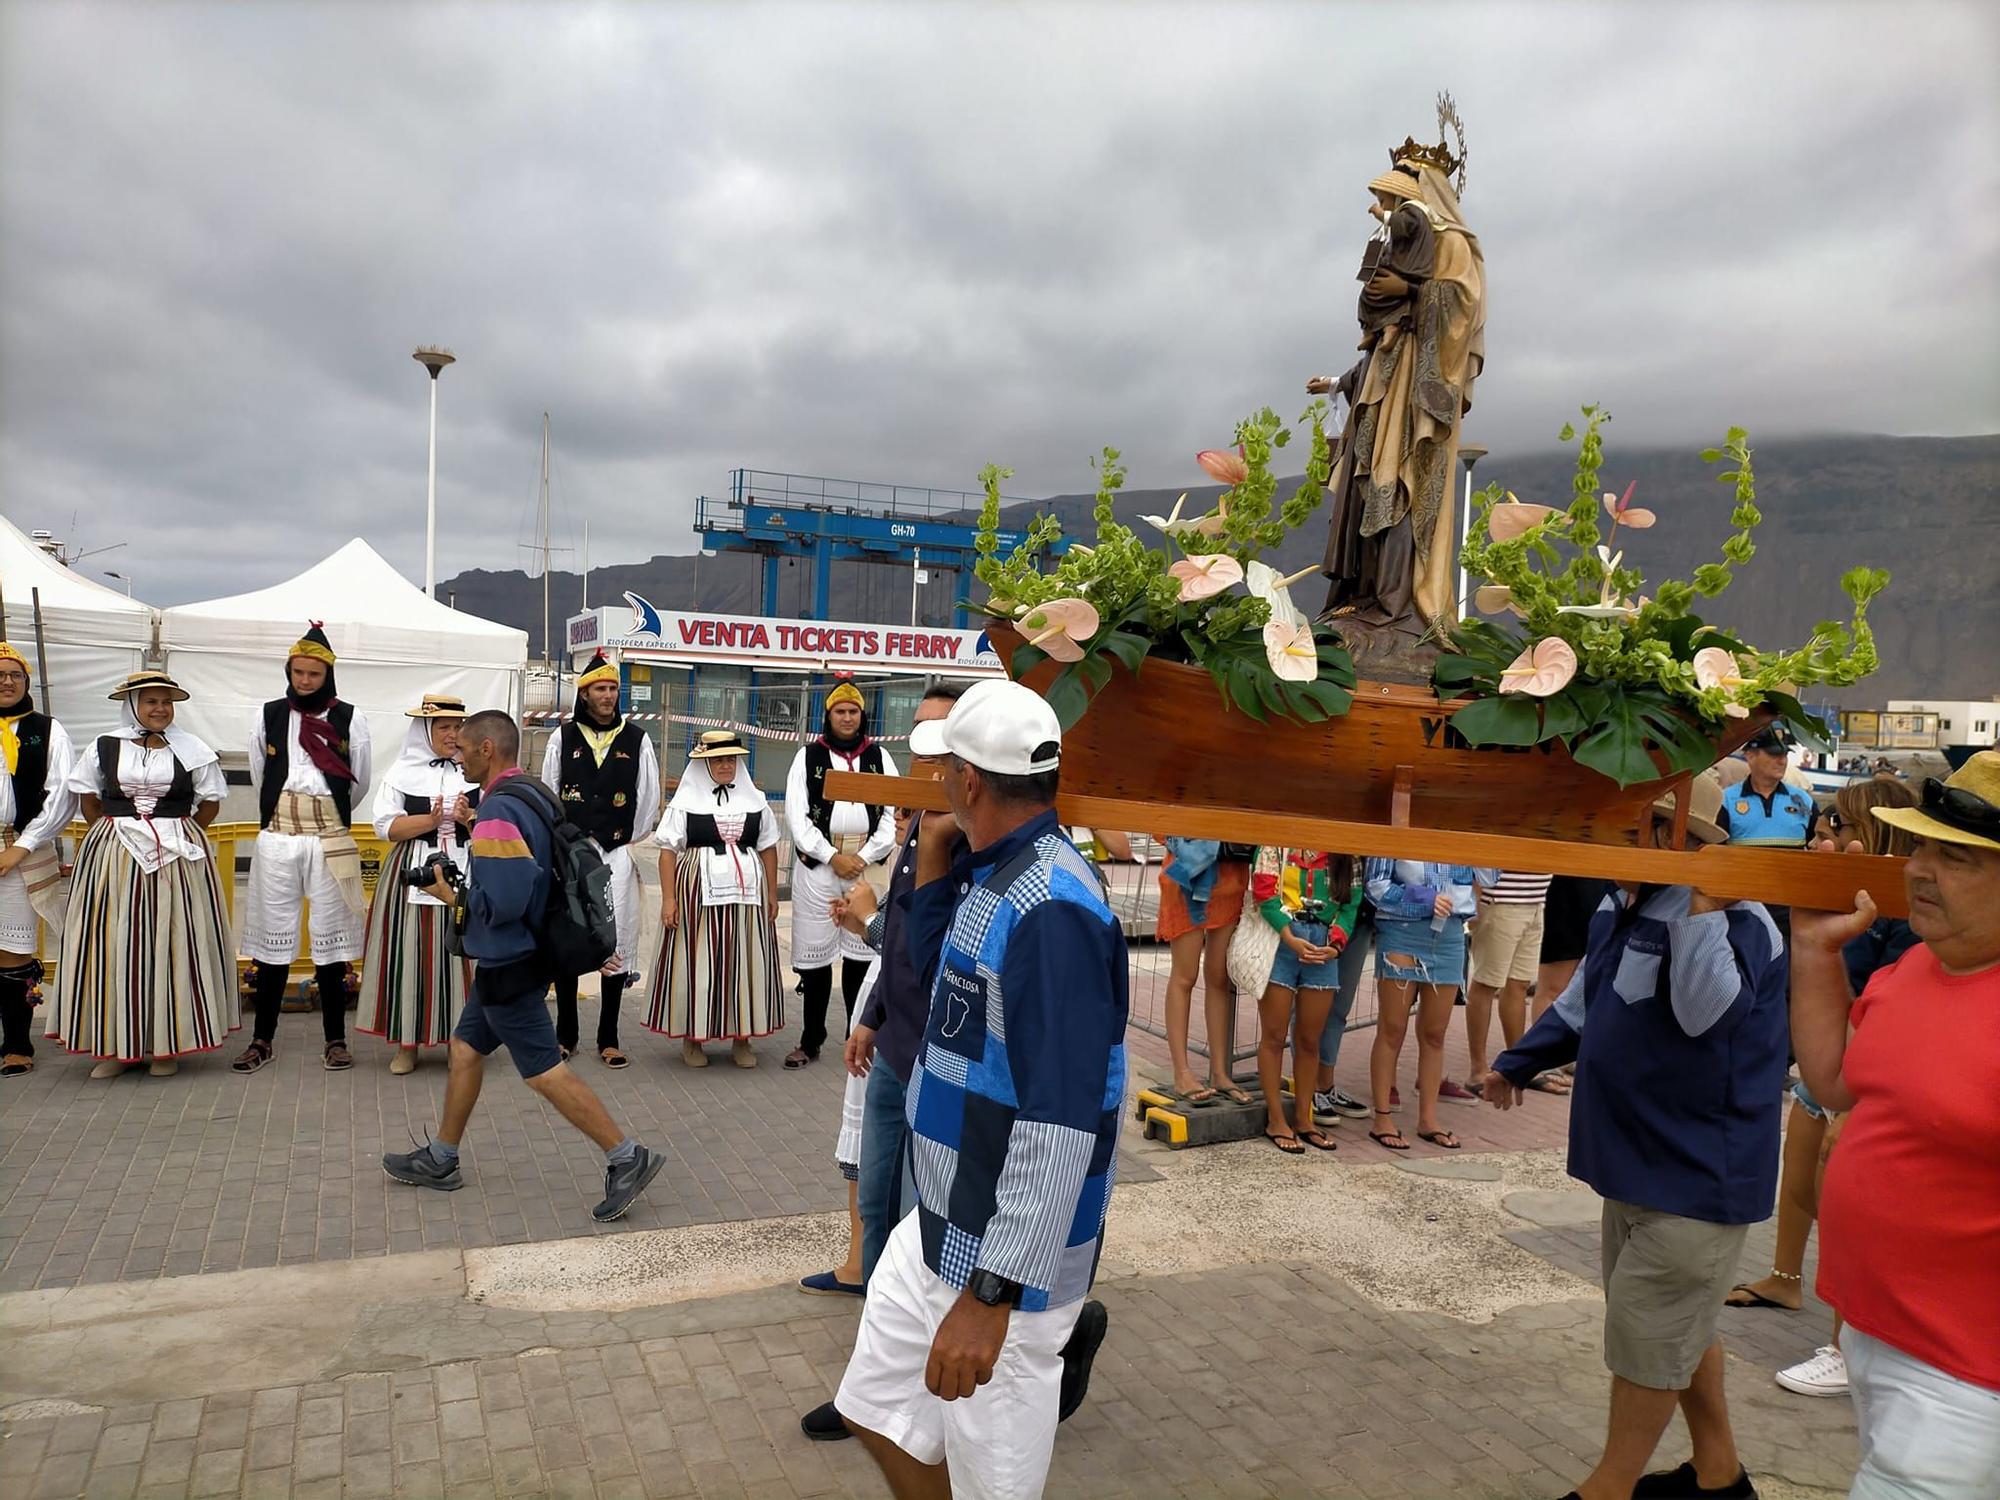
323, 1042, 354, 1071
2, 1054, 33, 1077
232, 1040, 273, 1074
600, 1047, 630, 1069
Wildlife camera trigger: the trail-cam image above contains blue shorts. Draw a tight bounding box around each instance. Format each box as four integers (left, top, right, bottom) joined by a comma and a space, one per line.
1268, 919, 1342, 992
1791, 1079, 1828, 1120
455, 961, 562, 1079
1374, 915, 1467, 989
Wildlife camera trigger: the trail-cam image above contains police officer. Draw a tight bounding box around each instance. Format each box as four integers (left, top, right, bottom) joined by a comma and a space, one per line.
1718, 726, 1818, 847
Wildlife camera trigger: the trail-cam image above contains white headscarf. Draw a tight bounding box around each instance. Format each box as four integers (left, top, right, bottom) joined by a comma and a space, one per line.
112, 698, 220, 771
382, 716, 475, 803
668, 752, 769, 816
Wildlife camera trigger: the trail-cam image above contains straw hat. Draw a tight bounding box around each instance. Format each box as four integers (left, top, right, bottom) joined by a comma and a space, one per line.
1872, 750, 2000, 853
407, 693, 468, 719
688, 730, 750, 761
108, 670, 190, 703
1653, 768, 1728, 846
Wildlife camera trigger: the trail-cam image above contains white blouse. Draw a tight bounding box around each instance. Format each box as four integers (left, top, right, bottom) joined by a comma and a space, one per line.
654, 802, 779, 906
65, 740, 227, 872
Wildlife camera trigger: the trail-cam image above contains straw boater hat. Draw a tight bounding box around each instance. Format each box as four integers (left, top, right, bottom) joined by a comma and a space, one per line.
1872, 750, 2000, 853
1652, 768, 1729, 846
688, 730, 750, 760
108, 670, 190, 703
407, 693, 467, 719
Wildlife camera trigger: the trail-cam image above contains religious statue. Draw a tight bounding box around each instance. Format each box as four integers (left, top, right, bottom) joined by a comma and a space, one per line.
1312, 96, 1485, 680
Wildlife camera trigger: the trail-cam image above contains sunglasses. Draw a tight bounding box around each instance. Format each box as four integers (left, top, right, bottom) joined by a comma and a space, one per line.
1922, 777, 2000, 838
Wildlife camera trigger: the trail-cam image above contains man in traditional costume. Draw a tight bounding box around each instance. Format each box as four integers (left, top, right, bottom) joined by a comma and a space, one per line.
645, 730, 783, 1067
52, 671, 237, 1077
1314, 99, 1485, 679
0, 644, 76, 1078
356, 693, 478, 1073
233, 624, 373, 1074
540, 650, 660, 1068
783, 679, 897, 1069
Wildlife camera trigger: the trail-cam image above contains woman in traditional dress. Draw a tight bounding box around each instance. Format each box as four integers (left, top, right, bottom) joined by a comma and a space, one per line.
355, 693, 477, 1074
646, 731, 783, 1068
50, 671, 237, 1078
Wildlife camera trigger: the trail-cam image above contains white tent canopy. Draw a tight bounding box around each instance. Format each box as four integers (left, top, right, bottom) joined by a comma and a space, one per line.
161, 539, 528, 765
0, 512, 156, 744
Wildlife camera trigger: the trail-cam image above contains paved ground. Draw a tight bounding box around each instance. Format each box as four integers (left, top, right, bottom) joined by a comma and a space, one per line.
3, 898, 1860, 1499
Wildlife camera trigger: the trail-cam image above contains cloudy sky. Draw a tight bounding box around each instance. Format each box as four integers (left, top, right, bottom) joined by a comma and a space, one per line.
3, 0, 1995, 605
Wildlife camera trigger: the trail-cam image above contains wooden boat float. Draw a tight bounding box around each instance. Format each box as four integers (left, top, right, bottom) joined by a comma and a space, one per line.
827, 624, 1910, 917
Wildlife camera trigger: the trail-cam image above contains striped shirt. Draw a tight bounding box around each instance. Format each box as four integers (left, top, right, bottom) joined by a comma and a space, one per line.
902, 810, 1128, 1311
1481, 870, 1554, 905
462, 769, 553, 968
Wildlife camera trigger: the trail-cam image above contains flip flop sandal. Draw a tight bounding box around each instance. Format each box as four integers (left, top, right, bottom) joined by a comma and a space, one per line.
1296, 1130, 1339, 1152
558, 1046, 575, 1062
1214, 1085, 1254, 1106
1369, 1128, 1411, 1151
1417, 1129, 1461, 1150
231, 1040, 273, 1074
1527, 1074, 1572, 1094
1724, 1284, 1798, 1311
600, 1048, 630, 1069
322, 1044, 354, 1071
1263, 1130, 1306, 1155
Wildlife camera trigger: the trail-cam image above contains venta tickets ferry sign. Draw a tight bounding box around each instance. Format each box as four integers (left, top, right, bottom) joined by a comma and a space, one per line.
587, 593, 1006, 676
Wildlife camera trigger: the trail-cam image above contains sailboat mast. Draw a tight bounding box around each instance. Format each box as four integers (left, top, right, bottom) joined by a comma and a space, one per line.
539, 412, 552, 667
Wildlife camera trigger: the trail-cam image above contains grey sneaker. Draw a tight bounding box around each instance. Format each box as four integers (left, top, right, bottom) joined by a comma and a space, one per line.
593, 1145, 665, 1222
1314, 1089, 1370, 1122
383, 1146, 462, 1192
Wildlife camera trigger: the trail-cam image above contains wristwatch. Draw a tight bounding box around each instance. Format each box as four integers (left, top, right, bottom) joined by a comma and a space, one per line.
966, 1269, 1022, 1308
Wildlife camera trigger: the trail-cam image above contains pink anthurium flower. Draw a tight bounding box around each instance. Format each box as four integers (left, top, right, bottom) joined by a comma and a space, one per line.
1169, 553, 1244, 603
1017, 597, 1099, 662
1262, 618, 1318, 682
1196, 448, 1249, 487
1488, 491, 1559, 542
1473, 583, 1521, 617
1602, 481, 1657, 530
1498, 637, 1578, 697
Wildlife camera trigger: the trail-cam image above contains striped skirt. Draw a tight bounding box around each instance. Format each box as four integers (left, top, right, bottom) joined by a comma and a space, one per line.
48, 820, 239, 1061
355, 839, 471, 1049
643, 858, 785, 1041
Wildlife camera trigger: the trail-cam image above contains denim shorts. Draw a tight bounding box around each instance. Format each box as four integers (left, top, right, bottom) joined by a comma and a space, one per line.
1374, 915, 1468, 989
1791, 1078, 1828, 1120
1268, 920, 1342, 992
455, 960, 562, 1079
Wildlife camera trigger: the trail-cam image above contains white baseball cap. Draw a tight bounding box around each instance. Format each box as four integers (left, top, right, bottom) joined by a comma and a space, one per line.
907, 679, 1062, 776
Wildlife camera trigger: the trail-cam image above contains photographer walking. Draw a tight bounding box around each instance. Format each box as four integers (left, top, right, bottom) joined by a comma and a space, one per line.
382, 711, 664, 1223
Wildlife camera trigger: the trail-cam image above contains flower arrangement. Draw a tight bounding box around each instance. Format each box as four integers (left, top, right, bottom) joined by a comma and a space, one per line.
970, 404, 1357, 729
1438, 406, 1889, 786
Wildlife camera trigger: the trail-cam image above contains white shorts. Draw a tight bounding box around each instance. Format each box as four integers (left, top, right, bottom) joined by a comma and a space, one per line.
239, 829, 364, 965
836, 1213, 1082, 1500
1846, 1326, 2000, 1500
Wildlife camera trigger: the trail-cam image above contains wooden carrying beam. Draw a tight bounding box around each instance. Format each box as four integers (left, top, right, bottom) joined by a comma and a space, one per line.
825, 771, 1910, 920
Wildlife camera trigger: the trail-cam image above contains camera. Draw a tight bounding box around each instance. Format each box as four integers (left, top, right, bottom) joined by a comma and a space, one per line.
402, 852, 463, 893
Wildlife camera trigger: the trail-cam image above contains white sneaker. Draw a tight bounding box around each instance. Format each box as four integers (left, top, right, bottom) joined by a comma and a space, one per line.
1775, 1344, 1848, 1397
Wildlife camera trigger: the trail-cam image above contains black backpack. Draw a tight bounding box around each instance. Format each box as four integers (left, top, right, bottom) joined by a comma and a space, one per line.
483, 779, 618, 978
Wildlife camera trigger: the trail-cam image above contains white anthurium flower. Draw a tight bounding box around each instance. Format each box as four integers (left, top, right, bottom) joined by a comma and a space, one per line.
1169, 553, 1244, 603
1693, 645, 1756, 718
1497, 637, 1578, 697
1246, 561, 1316, 629
1556, 544, 1635, 618
1138, 494, 1191, 535
1262, 618, 1319, 682
1473, 583, 1525, 619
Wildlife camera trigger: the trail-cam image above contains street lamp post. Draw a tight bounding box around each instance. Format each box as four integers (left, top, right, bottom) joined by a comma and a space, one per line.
104, 570, 134, 598
1457, 444, 1488, 619
413, 347, 456, 597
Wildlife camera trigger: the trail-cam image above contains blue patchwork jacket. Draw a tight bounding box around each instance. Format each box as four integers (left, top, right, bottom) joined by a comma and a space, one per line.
902, 810, 1128, 1311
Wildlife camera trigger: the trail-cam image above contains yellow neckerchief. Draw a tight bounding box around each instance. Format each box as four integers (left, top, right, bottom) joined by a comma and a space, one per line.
578, 719, 621, 767
0, 703, 27, 776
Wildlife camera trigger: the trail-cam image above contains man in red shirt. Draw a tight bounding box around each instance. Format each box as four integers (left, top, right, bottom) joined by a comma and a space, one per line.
1792, 751, 2000, 1499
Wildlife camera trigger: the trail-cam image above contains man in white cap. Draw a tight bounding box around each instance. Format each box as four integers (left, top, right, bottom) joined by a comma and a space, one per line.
834, 680, 1123, 1500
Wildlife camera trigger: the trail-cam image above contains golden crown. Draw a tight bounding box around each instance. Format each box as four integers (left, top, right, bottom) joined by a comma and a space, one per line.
1388, 92, 1469, 196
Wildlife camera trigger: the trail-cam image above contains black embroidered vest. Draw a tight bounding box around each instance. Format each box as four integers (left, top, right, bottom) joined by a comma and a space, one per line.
3, 711, 52, 833
800, 740, 886, 869
258, 699, 357, 827
95, 736, 197, 819
557, 720, 647, 849
684, 808, 764, 852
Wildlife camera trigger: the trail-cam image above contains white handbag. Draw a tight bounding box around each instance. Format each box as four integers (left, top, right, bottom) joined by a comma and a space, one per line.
1225, 876, 1280, 996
